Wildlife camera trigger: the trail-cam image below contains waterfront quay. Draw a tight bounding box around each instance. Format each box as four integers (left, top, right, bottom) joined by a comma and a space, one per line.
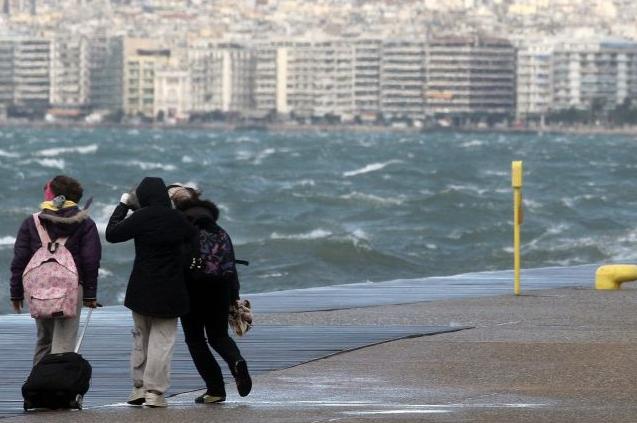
1, 264, 636, 422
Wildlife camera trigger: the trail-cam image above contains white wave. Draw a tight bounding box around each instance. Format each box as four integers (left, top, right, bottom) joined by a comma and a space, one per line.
0, 236, 16, 246
483, 170, 507, 177
254, 148, 276, 164
257, 272, 288, 279
181, 155, 194, 163
443, 184, 488, 196
0, 149, 19, 158
98, 268, 113, 277
281, 179, 316, 190
343, 160, 402, 177
523, 199, 543, 210
270, 229, 332, 240
342, 229, 371, 249
234, 136, 258, 143
461, 140, 484, 148
91, 203, 116, 235
125, 161, 177, 172
340, 191, 405, 206
235, 150, 252, 161
235, 148, 277, 164
294, 179, 316, 187
37, 144, 98, 157
35, 158, 66, 169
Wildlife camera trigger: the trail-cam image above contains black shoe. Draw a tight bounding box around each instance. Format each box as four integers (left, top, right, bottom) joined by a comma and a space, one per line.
234, 360, 252, 397
194, 393, 226, 404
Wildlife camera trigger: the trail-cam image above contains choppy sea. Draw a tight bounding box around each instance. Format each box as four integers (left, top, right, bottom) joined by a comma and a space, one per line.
0, 127, 635, 314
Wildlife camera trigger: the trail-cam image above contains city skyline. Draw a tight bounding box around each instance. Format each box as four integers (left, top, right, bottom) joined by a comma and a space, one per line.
0, 1, 636, 126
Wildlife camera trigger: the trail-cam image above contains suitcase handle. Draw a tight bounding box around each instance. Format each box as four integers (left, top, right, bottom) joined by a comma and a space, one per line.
74, 304, 102, 353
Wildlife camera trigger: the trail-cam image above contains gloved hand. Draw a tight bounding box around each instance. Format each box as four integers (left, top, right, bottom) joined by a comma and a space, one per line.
120, 192, 131, 206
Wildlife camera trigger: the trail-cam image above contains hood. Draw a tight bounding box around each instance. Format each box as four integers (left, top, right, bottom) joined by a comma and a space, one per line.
135, 177, 171, 208
39, 206, 90, 239
179, 198, 220, 229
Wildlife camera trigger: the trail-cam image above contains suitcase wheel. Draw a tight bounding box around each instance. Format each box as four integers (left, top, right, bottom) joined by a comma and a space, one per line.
23, 400, 33, 411
69, 394, 83, 410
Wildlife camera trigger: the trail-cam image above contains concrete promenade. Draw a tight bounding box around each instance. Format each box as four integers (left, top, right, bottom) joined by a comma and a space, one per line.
3, 280, 637, 422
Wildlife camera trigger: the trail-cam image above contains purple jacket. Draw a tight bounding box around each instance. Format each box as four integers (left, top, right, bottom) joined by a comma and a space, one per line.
10, 207, 102, 300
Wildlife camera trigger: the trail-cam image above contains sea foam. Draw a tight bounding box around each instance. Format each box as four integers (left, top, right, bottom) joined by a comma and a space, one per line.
343, 160, 402, 177
37, 144, 98, 157
270, 229, 332, 240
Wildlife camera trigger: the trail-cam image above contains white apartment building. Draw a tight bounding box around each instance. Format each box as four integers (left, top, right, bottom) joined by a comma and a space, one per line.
254, 43, 279, 115
254, 40, 314, 117
312, 39, 355, 121
552, 38, 637, 111
516, 43, 553, 119
353, 38, 381, 122
50, 35, 90, 107
123, 38, 172, 118
380, 39, 425, 121
189, 41, 255, 114
154, 67, 191, 121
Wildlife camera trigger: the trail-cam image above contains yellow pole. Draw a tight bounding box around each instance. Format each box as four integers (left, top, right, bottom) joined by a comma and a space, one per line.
512, 161, 523, 296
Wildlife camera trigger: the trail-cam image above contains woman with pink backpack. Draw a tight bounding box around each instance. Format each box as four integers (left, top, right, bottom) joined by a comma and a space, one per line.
9, 175, 102, 365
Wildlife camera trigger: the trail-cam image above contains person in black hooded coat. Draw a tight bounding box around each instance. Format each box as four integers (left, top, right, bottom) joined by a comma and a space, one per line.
106, 177, 196, 408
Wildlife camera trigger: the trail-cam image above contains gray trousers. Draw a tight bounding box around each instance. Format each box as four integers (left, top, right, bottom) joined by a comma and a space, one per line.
131, 312, 178, 394
33, 285, 83, 366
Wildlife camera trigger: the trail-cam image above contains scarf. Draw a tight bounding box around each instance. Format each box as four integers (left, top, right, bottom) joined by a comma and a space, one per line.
40, 200, 78, 212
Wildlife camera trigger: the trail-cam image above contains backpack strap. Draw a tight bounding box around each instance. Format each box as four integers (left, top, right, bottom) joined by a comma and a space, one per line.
32, 213, 69, 250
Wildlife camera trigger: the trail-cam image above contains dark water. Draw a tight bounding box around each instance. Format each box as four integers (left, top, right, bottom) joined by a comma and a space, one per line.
0, 127, 634, 313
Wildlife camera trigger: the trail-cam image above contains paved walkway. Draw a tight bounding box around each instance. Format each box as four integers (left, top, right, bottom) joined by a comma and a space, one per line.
4, 264, 634, 422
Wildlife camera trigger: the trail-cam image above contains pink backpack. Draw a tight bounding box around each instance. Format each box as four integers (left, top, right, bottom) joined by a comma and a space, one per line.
22, 213, 79, 319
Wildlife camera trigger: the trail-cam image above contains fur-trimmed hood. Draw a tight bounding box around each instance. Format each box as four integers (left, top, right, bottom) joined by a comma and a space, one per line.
39, 207, 91, 239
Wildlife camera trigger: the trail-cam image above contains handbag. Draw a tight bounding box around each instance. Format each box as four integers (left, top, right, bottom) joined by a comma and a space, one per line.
228, 299, 252, 336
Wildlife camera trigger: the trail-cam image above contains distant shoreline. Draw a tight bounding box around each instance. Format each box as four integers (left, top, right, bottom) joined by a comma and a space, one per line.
1, 120, 637, 136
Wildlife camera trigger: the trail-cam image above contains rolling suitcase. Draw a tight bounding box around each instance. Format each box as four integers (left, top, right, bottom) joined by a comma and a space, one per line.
22, 308, 95, 411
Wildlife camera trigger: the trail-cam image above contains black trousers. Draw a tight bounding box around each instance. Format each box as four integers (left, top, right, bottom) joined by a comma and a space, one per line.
180, 282, 243, 396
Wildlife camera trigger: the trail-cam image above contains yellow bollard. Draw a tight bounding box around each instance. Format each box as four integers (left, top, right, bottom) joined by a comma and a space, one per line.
595, 264, 637, 290
512, 161, 523, 296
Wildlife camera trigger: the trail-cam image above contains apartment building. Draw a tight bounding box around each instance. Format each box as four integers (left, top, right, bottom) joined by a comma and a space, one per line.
426, 35, 516, 123
254, 40, 314, 117
254, 43, 279, 115
123, 38, 172, 118
352, 38, 381, 122
13, 38, 50, 113
88, 34, 124, 113
189, 41, 255, 114
312, 39, 354, 121
552, 38, 637, 111
516, 42, 553, 119
380, 39, 425, 121
0, 40, 13, 106
50, 35, 90, 108
154, 67, 190, 121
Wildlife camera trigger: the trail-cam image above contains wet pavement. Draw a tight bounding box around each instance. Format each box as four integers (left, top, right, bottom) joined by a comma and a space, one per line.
2, 283, 637, 422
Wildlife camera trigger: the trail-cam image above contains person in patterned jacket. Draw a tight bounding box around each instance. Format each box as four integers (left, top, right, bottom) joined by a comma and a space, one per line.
168, 184, 252, 404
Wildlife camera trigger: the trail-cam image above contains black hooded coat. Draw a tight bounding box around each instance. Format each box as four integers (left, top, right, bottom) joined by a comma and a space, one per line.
106, 177, 196, 318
